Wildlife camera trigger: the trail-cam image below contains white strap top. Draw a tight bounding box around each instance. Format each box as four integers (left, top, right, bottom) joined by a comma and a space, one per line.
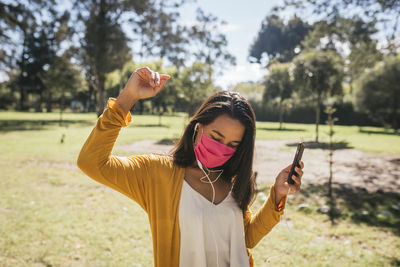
179, 180, 250, 267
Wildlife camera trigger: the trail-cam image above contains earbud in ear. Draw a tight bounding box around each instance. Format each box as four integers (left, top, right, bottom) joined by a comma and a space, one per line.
192, 122, 199, 144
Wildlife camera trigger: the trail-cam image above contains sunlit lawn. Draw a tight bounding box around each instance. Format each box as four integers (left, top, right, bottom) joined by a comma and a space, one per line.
1, 111, 399, 266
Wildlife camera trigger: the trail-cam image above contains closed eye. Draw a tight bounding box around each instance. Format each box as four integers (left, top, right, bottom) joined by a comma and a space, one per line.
211, 135, 238, 149
211, 135, 222, 143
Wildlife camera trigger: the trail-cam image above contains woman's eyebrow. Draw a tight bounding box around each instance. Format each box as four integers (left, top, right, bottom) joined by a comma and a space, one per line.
212, 130, 241, 144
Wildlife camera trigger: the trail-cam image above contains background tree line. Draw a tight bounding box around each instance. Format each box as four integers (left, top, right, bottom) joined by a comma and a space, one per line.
243, 0, 399, 141
0, 0, 399, 137
0, 0, 233, 118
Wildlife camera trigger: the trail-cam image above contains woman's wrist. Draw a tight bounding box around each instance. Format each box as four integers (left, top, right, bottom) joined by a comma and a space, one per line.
274, 186, 286, 209
115, 89, 140, 116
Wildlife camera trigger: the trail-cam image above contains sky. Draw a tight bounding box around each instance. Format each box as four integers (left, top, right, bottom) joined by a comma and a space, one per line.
177, 0, 283, 89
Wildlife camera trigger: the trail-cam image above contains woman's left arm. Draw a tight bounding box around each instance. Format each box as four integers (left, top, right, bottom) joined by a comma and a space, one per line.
243, 161, 304, 248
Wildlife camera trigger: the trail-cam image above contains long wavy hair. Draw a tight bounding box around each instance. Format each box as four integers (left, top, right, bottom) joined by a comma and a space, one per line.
170, 91, 257, 214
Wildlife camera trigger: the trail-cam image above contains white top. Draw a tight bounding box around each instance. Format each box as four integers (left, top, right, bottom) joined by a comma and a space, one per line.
179, 180, 250, 267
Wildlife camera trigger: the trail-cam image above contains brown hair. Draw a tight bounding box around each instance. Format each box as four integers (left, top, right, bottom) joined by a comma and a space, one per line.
170, 91, 257, 214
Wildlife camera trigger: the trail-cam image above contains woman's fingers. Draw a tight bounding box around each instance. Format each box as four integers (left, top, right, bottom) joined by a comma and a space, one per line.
295, 166, 303, 177
289, 176, 301, 194
284, 164, 292, 172
292, 174, 301, 186
135, 67, 170, 88
155, 72, 160, 86
153, 74, 170, 95
299, 160, 304, 169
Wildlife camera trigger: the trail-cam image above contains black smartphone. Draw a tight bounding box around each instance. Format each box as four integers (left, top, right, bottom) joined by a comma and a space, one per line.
288, 142, 305, 185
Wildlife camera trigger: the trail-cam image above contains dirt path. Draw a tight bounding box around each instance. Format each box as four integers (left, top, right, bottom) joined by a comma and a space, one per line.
118, 139, 400, 194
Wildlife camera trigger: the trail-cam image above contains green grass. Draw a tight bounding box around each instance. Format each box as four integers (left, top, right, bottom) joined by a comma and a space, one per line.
251, 186, 400, 267
1, 111, 399, 155
1, 111, 400, 266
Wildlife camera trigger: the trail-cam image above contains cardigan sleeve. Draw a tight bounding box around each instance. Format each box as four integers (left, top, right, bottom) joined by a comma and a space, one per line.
77, 97, 153, 212
243, 185, 285, 249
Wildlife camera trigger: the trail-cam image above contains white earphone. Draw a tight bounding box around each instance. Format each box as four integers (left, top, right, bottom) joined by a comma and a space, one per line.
192, 122, 221, 266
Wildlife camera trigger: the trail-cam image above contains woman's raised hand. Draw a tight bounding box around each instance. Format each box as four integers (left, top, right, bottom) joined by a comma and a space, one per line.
116, 67, 170, 114
124, 67, 170, 101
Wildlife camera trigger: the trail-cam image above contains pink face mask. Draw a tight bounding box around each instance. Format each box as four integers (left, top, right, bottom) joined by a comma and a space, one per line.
193, 124, 236, 169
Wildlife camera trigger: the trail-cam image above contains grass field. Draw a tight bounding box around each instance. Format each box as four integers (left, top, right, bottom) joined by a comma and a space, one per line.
1, 111, 399, 266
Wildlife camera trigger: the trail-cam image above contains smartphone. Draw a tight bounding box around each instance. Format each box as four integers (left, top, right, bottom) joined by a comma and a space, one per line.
288, 142, 305, 185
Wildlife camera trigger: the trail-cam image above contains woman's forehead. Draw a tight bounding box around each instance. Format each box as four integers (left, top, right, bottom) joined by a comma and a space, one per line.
205, 114, 245, 140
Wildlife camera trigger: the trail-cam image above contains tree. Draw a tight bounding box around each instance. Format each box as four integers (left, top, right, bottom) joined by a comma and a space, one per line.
355, 56, 400, 132
0, 0, 47, 72
180, 62, 214, 117
134, 1, 189, 68
10, 9, 70, 111
43, 53, 83, 124
3, 0, 70, 111
280, 0, 400, 54
291, 51, 343, 142
188, 8, 236, 81
262, 63, 293, 129
74, 0, 135, 117
249, 14, 311, 66
325, 100, 339, 225
301, 17, 382, 93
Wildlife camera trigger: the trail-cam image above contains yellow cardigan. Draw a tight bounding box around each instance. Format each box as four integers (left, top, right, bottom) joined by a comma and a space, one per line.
77, 97, 285, 267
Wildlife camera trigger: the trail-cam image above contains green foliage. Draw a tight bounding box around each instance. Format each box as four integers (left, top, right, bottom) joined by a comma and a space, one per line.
263, 63, 293, 102
44, 54, 84, 99
180, 61, 215, 116
355, 56, 400, 131
281, 0, 400, 54
249, 14, 311, 65
292, 51, 343, 98
6, 6, 72, 112
291, 50, 344, 142
262, 63, 294, 129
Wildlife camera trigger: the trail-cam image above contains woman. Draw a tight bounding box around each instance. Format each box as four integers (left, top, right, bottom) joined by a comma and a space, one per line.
77, 67, 304, 267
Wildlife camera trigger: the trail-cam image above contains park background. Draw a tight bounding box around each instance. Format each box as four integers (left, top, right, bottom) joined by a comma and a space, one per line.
1, 0, 399, 266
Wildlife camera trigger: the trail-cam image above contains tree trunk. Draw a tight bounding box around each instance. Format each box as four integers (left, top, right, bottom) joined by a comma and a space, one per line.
279, 98, 283, 130
35, 91, 43, 112
315, 93, 321, 143
96, 76, 106, 118
59, 92, 64, 127
19, 86, 27, 111
138, 100, 144, 114
46, 90, 52, 112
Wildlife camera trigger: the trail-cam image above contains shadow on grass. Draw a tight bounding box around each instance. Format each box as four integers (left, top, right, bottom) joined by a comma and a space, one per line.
258, 127, 306, 132
0, 119, 94, 132
156, 137, 178, 145
390, 258, 400, 266
359, 128, 399, 136
297, 182, 400, 235
286, 140, 354, 150
390, 158, 400, 165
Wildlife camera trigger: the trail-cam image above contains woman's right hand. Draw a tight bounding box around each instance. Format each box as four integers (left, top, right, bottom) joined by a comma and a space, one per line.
124, 67, 170, 101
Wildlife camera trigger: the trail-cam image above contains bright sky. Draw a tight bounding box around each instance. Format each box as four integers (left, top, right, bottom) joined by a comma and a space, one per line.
178, 0, 283, 89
